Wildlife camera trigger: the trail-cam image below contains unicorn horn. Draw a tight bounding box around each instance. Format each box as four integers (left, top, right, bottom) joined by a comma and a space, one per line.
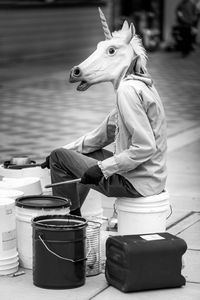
98, 7, 112, 40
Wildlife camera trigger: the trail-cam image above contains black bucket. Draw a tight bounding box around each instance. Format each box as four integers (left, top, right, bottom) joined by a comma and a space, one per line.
32, 214, 88, 289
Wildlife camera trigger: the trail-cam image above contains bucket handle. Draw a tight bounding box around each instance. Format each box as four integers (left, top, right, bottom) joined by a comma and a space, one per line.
38, 235, 87, 263
167, 204, 173, 219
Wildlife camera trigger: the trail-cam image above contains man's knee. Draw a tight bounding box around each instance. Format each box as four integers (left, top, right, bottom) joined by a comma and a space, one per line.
50, 148, 69, 164
50, 148, 77, 166
50, 147, 63, 160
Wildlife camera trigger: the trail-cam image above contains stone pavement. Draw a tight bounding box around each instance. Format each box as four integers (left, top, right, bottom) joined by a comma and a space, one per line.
0, 48, 200, 299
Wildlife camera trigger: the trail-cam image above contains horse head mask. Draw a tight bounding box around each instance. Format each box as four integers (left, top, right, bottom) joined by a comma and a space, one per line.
69, 8, 147, 91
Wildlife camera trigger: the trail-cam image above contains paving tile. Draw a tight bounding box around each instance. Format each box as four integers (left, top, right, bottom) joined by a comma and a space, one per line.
92, 283, 200, 300
167, 127, 200, 152
168, 213, 200, 236
179, 220, 200, 250
169, 195, 200, 213
166, 210, 191, 228
167, 213, 200, 283
0, 269, 107, 300
182, 250, 200, 284
166, 141, 200, 202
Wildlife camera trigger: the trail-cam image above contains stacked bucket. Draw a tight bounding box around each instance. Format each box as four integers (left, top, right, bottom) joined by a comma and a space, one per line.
0, 196, 19, 275
0, 189, 26, 275
0, 171, 44, 276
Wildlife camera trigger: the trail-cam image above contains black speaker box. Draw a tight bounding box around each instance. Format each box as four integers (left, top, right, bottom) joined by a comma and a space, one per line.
105, 232, 187, 292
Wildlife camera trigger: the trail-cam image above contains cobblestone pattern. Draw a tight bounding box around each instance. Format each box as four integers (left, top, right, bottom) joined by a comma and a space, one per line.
0, 50, 200, 162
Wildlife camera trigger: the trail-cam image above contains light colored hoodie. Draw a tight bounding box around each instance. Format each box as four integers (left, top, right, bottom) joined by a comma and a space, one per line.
63, 75, 167, 196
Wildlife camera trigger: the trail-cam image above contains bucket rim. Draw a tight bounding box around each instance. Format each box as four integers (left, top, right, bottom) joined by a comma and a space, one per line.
15, 195, 71, 209
116, 191, 169, 205
32, 214, 88, 229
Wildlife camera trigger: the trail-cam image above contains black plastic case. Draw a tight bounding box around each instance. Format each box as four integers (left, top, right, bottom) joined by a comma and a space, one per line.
105, 232, 187, 292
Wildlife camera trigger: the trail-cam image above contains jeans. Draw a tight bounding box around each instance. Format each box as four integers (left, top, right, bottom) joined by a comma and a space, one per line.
50, 148, 141, 211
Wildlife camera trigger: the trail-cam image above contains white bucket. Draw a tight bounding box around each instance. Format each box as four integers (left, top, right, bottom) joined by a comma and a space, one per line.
82, 189, 103, 219
100, 230, 118, 269
0, 189, 24, 200
15, 195, 70, 269
0, 253, 18, 266
116, 191, 170, 235
0, 165, 51, 192
0, 253, 19, 276
101, 195, 116, 219
0, 198, 19, 275
0, 261, 19, 276
0, 177, 42, 196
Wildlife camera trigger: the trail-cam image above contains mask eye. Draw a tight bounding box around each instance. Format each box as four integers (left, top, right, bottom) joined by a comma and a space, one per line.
107, 47, 116, 56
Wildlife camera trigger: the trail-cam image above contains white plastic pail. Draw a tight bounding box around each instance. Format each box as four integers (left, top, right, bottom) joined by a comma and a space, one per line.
82, 189, 103, 219
0, 198, 19, 275
0, 256, 19, 276
22, 167, 51, 192
0, 165, 51, 192
0, 189, 24, 200
116, 191, 170, 235
0, 253, 18, 267
101, 195, 116, 219
0, 177, 42, 196
15, 195, 71, 269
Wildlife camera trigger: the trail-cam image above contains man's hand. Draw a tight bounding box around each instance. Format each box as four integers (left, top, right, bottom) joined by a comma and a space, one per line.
81, 164, 103, 185
41, 156, 50, 169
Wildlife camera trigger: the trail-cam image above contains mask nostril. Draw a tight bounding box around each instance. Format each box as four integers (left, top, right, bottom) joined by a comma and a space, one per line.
73, 67, 81, 77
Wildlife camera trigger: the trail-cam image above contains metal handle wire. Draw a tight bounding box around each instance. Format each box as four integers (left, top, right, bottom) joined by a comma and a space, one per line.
167, 204, 173, 219
39, 235, 87, 263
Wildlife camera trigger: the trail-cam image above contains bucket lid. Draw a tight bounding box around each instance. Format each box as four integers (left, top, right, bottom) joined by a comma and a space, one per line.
15, 195, 71, 209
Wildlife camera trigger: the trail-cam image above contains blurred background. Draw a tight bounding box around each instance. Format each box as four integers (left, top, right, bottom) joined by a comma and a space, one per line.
0, 0, 200, 163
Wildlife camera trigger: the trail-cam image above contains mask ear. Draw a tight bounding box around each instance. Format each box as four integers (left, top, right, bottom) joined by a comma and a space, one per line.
124, 23, 135, 44
121, 20, 129, 31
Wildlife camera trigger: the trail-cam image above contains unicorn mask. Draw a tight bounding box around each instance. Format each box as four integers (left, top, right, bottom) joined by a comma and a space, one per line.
69, 8, 147, 91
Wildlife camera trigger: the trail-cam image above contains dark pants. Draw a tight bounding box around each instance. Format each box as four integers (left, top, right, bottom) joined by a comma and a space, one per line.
179, 25, 193, 55
50, 148, 141, 211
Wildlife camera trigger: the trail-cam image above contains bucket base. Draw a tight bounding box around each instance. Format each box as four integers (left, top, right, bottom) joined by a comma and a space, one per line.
0, 265, 18, 276
33, 280, 85, 290
0, 258, 19, 276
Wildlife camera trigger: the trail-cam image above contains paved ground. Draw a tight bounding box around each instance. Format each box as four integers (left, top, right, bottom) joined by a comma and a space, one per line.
0, 47, 200, 299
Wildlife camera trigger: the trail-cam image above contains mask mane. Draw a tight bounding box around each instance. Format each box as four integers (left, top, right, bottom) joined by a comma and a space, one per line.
112, 28, 148, 74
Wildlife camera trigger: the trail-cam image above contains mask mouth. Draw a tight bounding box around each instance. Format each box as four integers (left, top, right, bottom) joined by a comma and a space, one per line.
77, 80, 91, 91
69, 68, 91, 91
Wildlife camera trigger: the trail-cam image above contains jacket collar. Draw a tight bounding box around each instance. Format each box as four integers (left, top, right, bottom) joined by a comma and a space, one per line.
124, 73, 153, 87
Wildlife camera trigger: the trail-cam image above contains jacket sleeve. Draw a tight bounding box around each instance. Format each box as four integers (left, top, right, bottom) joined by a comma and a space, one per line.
99, 84, 156, 177
62, 109, 117, 153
